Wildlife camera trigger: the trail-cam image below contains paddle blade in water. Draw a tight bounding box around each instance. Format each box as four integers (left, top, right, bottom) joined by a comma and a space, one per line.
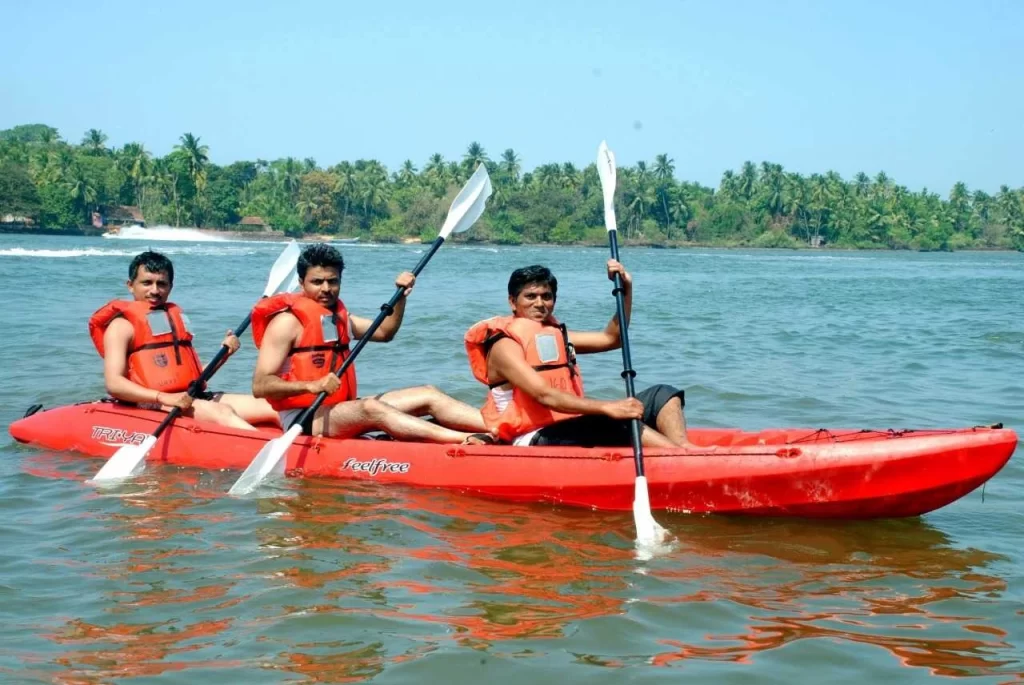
440, 164, 493, 238
227, 425, 300, 496
632, 476, 671, 559
89, 434, 158, 483
264, 240, 301, 297
597, 141, 618, 233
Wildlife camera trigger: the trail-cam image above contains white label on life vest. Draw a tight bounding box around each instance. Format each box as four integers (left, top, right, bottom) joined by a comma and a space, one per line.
146, 311, 172, 336
534, 333, 560, 363
321, 314, 338, 343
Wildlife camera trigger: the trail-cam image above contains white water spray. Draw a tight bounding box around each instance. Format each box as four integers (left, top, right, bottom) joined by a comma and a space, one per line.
102, 225, 227, 242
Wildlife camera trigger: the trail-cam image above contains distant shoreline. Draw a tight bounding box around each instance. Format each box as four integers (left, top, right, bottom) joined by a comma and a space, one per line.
0, 226, 1019, 253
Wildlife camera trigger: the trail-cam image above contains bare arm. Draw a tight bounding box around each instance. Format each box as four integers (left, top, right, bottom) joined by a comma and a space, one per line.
488, 338, 641, 419
567, 259, 633, 354
252, 312, 339, 399
350, 271, 415, 342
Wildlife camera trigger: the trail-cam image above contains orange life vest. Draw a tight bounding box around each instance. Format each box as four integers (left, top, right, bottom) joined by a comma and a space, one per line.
465, 315, 585, 442
88, 300, 203, 393
251, 293, 358, 411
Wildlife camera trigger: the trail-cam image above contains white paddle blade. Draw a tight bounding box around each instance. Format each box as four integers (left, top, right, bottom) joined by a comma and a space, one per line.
227, 425, 300, 496
632, 476, 671, 557
597, 141, 618, 233
264, 240, 301, 297
439, 164, 493, 238
89, 435, 158, 483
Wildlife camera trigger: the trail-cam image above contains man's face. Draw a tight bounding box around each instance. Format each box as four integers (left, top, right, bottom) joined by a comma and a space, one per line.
127, 266, 172, 306
301, 266, 341, 309
510, 282, 555, 321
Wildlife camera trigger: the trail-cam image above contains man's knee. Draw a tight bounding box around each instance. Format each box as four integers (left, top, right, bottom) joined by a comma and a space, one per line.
361, 397, 392, 420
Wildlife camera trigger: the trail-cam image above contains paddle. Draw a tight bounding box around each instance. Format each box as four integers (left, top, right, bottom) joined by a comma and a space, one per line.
597, 141, 670, 550
89, 240, 302, 483
227, 164, 494, 496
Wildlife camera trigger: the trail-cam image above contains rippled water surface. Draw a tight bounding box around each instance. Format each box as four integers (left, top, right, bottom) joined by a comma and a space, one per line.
1, 234, 1021, 683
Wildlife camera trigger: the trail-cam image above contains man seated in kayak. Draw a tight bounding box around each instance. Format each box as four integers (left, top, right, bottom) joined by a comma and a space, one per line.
251, 243, 493, 444
90, 250, 280, 431
465, 262, 692, 447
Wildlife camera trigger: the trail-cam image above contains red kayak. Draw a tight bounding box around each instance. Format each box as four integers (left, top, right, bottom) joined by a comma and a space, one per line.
8, 400, 1017, 518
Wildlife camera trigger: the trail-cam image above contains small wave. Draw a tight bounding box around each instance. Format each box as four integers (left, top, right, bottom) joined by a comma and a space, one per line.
0, 247, 135, 258
102, 225, 227, 242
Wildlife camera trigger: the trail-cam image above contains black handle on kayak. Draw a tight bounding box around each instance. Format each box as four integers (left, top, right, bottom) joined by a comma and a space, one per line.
150, 313, 253, 439
287, 236, 449, 431
608, 229, 645, 477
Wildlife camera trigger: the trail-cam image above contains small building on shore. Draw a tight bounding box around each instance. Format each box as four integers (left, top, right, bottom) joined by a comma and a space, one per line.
1, 214, 35, 229
239, 216, 273, 232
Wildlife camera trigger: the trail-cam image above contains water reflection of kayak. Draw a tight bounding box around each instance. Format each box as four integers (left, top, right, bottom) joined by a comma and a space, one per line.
9, 400, 1016, 518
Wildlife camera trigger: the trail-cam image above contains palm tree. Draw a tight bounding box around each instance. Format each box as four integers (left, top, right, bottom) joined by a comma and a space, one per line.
63, 164, 97, 223
463, 142, 489, 173
500, 149, 521, 184
174, 133, 209, 223
739, 161, 757, 200
396, 159, 418, 187
118, 142, 151, 208
331, 161, 356, 223
279, 157, 302, 200
81, 129, 108, 156
354, 161, 391, 222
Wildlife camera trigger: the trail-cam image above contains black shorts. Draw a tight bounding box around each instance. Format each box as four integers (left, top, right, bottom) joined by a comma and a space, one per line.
529, 384, 685, 447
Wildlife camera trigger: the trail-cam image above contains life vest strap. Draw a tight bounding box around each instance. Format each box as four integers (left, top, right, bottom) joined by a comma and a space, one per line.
291, 342, 351, 354
487, 361, 574, 388
131, 340, 195, 353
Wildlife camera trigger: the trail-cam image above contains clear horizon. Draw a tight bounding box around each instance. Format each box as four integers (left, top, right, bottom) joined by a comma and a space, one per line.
2, 0, 1021, 194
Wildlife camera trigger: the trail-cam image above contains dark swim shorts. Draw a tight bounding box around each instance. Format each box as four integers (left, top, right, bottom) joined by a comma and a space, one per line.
528, 383, 685, 447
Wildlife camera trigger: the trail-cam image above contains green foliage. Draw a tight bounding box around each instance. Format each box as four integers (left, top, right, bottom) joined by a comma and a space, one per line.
0, 162, 42, 216
37, 183, 79, 228
1, 124, 1022, 251
0, 124, 60, 144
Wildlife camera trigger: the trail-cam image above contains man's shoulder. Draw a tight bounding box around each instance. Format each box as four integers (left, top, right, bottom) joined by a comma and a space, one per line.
265, 309, 303, 336
105, 315, 135, 336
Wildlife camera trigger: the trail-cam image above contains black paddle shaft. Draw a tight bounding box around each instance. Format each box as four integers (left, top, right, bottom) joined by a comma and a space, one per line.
288, 236, 448, 430
150, 314, 254, 438
608, 230, 646, 478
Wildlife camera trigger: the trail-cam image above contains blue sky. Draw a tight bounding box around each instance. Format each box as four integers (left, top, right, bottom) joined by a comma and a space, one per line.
2, 0, 1021, 193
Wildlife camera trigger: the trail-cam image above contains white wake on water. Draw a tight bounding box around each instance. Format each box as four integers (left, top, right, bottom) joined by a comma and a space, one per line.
103, 225, 227, 242
0, 247, 136, 258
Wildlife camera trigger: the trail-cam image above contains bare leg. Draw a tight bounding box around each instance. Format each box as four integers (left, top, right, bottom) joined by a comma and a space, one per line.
652, 396, 691, 446
217, 393, 281, 428
640, 424, 676, 448
190, 399, 259, 431
315, 398, 476, 443
376, 385, 488, 432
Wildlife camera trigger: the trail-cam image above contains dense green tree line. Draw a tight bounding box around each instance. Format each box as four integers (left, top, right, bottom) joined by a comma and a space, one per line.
1, 123, 1022, 250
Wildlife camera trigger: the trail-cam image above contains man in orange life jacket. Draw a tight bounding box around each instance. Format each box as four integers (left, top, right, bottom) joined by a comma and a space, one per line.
465, 262, 691, 447
90, 251, 280, 431
251, 243, 493, 443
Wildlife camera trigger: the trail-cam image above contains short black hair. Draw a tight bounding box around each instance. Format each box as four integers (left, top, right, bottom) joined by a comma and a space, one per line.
508, 265, 557, 300
297, 243, 345, 280
129, 251, 174, 283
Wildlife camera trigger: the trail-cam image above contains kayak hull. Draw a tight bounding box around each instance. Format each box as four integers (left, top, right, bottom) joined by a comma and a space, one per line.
8, 401, 1017, 518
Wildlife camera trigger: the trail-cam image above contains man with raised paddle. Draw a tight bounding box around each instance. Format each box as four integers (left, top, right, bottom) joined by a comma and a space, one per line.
464, 261, 692, 448
251, 243, 493, 444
